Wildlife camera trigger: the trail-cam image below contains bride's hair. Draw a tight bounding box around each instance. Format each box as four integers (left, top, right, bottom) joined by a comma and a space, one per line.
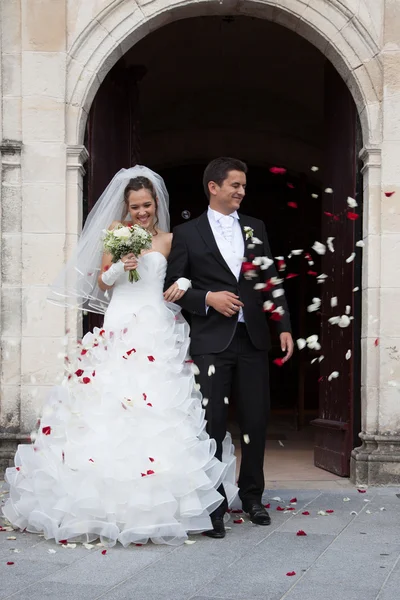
123, 176, 159, 233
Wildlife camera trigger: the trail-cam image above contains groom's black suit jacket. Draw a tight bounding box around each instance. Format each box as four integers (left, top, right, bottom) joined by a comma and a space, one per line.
164, 211, 291, 356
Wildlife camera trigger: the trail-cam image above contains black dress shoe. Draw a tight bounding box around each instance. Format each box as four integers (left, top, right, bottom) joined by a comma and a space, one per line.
202, 516, 226, 539
244, 503, 271, 526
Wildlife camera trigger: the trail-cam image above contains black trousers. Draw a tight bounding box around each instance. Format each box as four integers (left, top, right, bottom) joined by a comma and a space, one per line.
193, 323, 270, 517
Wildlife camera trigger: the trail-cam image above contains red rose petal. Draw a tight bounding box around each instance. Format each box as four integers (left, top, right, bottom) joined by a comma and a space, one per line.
81, 349, 87, 356
287, 202, 298, 209
42, 426, 51, 436
286, 273, 299, 279
75, 369, 84, 377
149, 457, 155, 462
147, 403, 153, 407
126, 348, 136, 356
374, 338, 379, 346
286, 571, 296, 576
302, 511, 310, 516
273, 358, 284, 367
358, 489, 367, 493
141, 473, 146, 477
231, 509, 243, 514
270, 312, 283, 322
101, 550, 107, 555
135, 543, 143, 546
241, 261, 257, 273
286, 507, 295, 511
92, 371, 96, 377
7, 562, 15, 565
16, 467, 20, 471
89, 458, 94, 463
82, 377, 91, 384
276, 506, 285, 511
384, 191, 395, 197
264, 503, 271, 509
59, 539, 68, 544
290, 498, 297, 503
347, 211, 359, 221
147, 356, 155, 362
103, 265, 110, 272
287, 183, 295, 189
296, 530, 307, 536
270, 166, 287, 175
99, 330, 105, 337
147, 470, 155, 475
326, 510, 334, 514
307, 270, 317, 276
143, 393, 147, 401
233, 519, 244, 524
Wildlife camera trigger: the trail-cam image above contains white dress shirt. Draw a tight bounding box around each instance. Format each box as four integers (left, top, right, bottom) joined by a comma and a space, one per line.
207, 207, 245, 323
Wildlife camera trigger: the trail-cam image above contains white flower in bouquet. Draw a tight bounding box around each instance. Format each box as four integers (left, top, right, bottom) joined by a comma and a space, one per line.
103, 224, 152, 283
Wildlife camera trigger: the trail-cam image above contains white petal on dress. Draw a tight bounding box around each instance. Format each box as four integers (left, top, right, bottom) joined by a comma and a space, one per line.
3, 252, 237, 547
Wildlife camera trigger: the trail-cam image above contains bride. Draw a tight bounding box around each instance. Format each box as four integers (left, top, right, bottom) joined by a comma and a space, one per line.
2, 166, 237, 547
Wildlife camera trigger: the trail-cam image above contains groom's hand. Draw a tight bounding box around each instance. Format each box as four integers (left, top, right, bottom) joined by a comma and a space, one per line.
206, 291, 244, 318
280, 332, 294, 363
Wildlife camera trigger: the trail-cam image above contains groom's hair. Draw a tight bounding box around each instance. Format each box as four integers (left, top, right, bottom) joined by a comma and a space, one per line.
203, 157, 248, 199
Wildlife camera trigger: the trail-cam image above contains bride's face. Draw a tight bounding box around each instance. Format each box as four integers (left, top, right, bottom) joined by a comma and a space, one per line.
126, 189, 157, 230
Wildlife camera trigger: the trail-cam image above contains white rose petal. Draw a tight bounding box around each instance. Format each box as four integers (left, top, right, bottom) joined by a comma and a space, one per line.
191, 364, 200, 376
328, 371, 339, 381
312, 241, 326, 255
366, 510, 372, 514
224, 397, 229, 404
243, 434, 250, 444
260, 257, 274, 270
330, 297, 338, 307
311, 166, 319, 172
327, 237, 335, 253
254, 283, 267, 290
346, 253, 356, 263
353, 287, 359, 292
317, 274, 328, 281
48, 549, 57, 554
271, 496, 283, 502
345, 305, 351, 315
317, 510, 328, 516
347, 196, 358, 208
252, 257, 262, 266
380, 507, 386, 511
248, 244, 255, 249
278, 440, 284, 447
311, 193, 319, 199
202, 398, 209, 407
291, 249, 303, 256
311, 358, 318, 364
208, 365, 215, 377
306, 335, 318, 345
350, 511, 358, 516
343, 497, 351, 502
318, 355, 324, 362
272, 289, 284, 298
329, 316, 340, 325
338, 315, 351, 328
325, 188, 333, 194
297, 338, 307, 350
184, 540, 196, 545
356, 240, 365, 247
345, 350, 352, 360
252, 237, 263, 245
263, 301, 275, 312
83, 543, 95, 550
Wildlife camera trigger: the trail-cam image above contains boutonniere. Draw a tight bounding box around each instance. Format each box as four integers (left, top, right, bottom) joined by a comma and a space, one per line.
244, 226, 254, 240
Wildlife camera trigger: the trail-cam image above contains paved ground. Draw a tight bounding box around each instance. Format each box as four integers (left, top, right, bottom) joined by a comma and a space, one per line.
1, 481, 400, 600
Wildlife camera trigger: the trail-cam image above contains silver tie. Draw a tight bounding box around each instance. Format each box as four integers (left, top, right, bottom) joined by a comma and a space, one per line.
219, 215, 234, 244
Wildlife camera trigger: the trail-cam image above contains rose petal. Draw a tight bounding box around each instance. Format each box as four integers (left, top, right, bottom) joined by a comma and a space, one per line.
302, 511, 310, 516
273, 358, 284, 367
101, 549, 107, 555
296, 530, 307, 536
326, 510, 334, 514
290, 498, 297, 503
264, 503, 271, 509
270, 166, 287, 175
286, 571, 296, 576
233, 518, 244, 524
384, 191, 395, 197
347, 211, 359, 221
147, 356, 155, 362
287, 202, 298, 209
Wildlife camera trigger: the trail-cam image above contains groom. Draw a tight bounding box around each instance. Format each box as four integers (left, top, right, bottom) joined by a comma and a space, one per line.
165, 157, 293, 538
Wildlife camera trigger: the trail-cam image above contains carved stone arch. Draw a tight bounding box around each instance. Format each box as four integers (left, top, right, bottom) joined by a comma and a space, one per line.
65, 0, 382, 148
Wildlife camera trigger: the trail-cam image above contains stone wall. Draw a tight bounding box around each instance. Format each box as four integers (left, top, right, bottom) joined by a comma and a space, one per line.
0, 0, 400, 481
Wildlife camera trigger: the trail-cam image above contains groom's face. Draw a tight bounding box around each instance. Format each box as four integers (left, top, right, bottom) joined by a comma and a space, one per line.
209, 170, 247, 214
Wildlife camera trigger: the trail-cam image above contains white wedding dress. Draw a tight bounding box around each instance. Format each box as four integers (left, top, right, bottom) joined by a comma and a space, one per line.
3, 252, 237, 546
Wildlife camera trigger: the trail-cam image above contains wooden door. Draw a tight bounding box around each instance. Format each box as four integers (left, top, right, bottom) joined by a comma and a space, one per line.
311, 61, 361, 476
84, 63, 145, 331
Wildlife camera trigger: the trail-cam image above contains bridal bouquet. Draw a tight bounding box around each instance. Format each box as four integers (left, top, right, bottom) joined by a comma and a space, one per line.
103, 224, 152, 282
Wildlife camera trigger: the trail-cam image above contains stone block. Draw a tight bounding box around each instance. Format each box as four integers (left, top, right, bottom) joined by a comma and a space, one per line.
378, 386, 400, 432
379, 337, 400, 389
21, 233, 65, 285
381, 185, 400, 233
22, 51, 66, 99
1, 0, 22, 54
361, 287, 380, 339
22, 286, 66, 338
22, 143, 66, 184
361, 337, 379, 389
67, 0, 116, 50
351, 433, 400, 485
22, 183, 66, 234
381, 141, 400, 185
361, 234, 381, 290
362, 183, 381, 238
1, 287, 22, 337
380, 290, 400, 337
1, 338, 21, 386
360, 0, 384, 46
21, 336, 65, 386
0, 385, 20, 432
2, 97, 22, 140
360, 101, 382, 147
381, 234, 400, 288
382, 93, 400, 141
22, 0, 66, 52
1, 233, 22, 285
1, 182, 22, 233
2, 53, 22, 97
22, 96, 66, 143
360, 385, 379, 432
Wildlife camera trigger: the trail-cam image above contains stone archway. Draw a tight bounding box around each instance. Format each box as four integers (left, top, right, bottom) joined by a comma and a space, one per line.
63, 0, 388, 484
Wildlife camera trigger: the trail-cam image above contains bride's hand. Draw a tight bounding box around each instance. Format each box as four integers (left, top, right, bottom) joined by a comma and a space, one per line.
164, 283, 186, 303
121, 253, 138, 271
